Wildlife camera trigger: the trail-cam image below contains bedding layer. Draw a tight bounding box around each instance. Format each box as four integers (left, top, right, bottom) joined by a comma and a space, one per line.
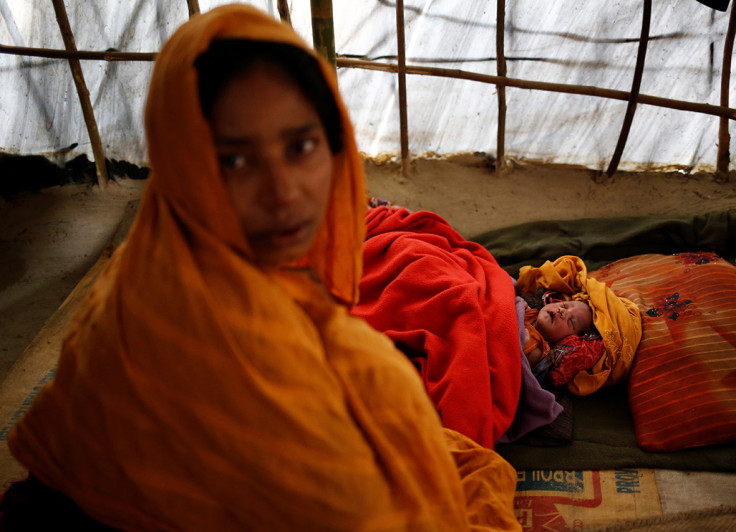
479, 210, 736, 471
353, 206, 522, 448
473, 210, 735, 277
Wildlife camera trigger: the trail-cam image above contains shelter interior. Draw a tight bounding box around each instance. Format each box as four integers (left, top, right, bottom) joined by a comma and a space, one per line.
1, 1, 735, 530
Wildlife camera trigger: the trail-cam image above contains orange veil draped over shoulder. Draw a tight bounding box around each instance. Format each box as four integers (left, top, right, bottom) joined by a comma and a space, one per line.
9, 5, 519, 531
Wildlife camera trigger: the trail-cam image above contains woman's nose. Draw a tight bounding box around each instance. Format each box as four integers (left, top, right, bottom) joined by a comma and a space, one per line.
263, 160, 299, 206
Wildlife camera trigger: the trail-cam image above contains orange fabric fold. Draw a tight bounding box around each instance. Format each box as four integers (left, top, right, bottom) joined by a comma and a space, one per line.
9, 5, 520, 531
522, 307, 550, 358
517, 255, 642, 395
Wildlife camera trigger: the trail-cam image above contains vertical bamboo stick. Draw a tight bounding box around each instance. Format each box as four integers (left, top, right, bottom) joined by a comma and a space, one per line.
496, 0, 507, 173
51, 0, 109, 190
716, 1, 736, 182
605, 0, 651, 179
277, 0, 292, 26
310, 0, 336, 72
395, 0, 410, 177
187, 0, 200, 17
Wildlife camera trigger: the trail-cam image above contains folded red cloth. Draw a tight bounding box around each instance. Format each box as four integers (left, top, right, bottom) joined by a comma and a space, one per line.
352, 207, 521, 448
547, 332, 605, 386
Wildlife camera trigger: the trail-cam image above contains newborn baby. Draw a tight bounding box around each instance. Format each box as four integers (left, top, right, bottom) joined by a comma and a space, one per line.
516, 255, 643, 395
520, 293, 594, 372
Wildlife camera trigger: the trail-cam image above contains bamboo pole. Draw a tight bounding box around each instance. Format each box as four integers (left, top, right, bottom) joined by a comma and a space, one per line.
396, 0, 410, 177
716, 1, 736, 182
3, 43, 734, 122
0, 44, 156, 61
496, 0, 507, 172
337, 57, 736, 121
51, 0, 109, 190
310, 0, 336, 72
5, 36, 736, 174
186, 0, 200, 17
605, 0, 651, 179
5, 41, 733, 120
277, 0, 292, 26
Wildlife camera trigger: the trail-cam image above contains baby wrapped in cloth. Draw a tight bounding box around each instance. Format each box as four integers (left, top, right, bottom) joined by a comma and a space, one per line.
517, 255, 643, 395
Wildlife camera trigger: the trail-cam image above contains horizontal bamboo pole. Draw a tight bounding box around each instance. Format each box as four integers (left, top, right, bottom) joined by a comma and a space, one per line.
0, 43, 156, 61
3, 43, 734, 123
337, 57, 736, 121
4, 43, 735, 122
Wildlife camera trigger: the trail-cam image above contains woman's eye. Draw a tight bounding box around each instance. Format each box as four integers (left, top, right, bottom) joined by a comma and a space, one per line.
289, 138, 318, 158
218, 154, 247, 171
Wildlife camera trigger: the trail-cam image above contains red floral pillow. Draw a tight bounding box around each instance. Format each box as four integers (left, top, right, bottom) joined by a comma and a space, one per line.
590, 252, 736, 451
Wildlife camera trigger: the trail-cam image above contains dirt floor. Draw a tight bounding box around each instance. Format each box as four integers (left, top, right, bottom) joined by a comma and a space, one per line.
0, 179, 144, 381
365, 155, 736, 238
1, 155, 735, 381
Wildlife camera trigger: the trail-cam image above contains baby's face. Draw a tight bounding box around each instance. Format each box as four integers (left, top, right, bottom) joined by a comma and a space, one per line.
535, 300, 593, 344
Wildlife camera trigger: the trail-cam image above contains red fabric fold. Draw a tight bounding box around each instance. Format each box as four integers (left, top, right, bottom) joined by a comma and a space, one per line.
353, 207, 521, 448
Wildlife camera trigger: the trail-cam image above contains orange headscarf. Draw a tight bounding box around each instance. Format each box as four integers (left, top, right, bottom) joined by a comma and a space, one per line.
9, 5, 519, 531
517, 255, 642, 395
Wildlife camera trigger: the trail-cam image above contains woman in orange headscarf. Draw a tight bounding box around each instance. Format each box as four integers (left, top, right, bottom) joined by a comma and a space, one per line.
3, 5, 519, 531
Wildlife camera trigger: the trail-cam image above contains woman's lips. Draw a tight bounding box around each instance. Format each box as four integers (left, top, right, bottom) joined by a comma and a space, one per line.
254, 220, 312, 249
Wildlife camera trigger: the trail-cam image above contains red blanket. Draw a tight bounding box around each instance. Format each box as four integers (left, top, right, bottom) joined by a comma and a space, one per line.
352, 207, 521, 448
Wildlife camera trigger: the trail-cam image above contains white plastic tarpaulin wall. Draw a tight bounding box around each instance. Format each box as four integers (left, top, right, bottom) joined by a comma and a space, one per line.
0, 0, 734, 172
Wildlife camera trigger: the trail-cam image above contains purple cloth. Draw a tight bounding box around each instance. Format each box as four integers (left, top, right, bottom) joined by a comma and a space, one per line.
496, 283, 563, 443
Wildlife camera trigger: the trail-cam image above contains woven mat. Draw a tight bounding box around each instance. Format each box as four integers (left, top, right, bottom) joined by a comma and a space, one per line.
589, 505, 736, 531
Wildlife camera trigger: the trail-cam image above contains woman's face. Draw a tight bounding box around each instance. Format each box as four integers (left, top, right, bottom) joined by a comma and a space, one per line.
535, 300, 593, 345
209, 63, 334, 267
